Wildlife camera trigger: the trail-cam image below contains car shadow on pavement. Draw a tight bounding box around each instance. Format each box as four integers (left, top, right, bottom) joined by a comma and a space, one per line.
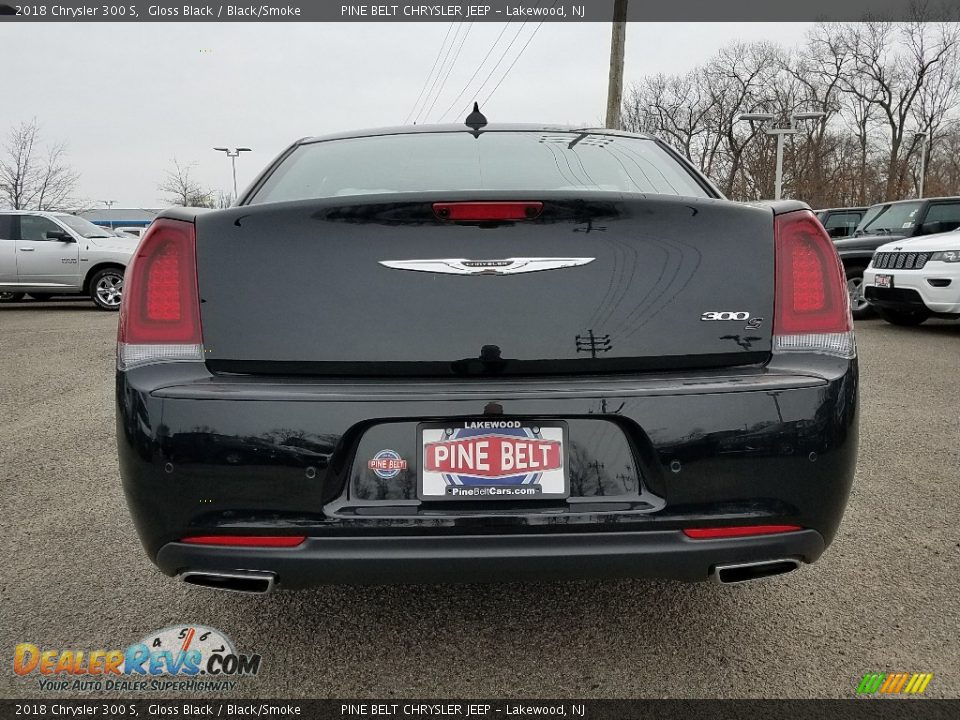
164, 574, 801, 697
0, 302, 104, 312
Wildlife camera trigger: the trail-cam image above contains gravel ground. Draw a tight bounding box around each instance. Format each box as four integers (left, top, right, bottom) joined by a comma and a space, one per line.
1, 298, 958, 699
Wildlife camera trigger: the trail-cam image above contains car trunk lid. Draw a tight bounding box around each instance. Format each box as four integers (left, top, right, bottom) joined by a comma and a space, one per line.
195, 192, 775, 376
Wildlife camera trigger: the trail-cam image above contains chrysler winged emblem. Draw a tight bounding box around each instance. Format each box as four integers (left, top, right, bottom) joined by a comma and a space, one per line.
379, 257, 595, 276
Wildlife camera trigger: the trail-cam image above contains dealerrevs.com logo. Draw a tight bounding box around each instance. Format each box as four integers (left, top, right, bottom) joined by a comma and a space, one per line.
13, 625, 261, 692
857, 672, 933, 696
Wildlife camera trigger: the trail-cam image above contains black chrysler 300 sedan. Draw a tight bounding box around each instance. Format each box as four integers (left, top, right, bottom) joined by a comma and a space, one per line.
116, 123, 858, 593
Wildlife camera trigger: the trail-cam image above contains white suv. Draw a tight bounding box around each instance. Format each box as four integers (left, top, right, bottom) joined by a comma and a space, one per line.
0, 211, 138, 310
863, 229, 960, 325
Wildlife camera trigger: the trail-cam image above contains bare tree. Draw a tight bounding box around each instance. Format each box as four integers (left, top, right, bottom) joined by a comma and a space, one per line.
703, 42, 783, 197
839, 19, 959, 198
214, 190, 234, 209
158, 158, 215, 207
622, 19, 960, 207
0, 119, 79, 210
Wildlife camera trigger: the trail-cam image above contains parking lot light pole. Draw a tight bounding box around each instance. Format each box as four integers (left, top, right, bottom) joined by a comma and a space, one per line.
101, 200, 116, 229
213, 147, 252, 199
736, 111, 826, 200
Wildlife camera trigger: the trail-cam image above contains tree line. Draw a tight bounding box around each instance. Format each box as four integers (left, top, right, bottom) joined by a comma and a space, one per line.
0, 119, 227, 212
5, 17, 959, 214
621, 19, 960, 208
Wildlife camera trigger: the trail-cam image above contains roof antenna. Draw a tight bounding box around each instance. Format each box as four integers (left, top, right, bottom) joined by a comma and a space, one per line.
465, 102, 487, 137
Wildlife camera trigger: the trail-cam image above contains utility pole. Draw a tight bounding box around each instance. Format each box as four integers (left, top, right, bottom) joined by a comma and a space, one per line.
576, 330, 612, 358
914, 131, 929, 198
604, 0, 628, 130
213, 147, 252, 199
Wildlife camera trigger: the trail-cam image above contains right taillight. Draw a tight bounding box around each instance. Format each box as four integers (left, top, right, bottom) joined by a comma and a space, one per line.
773, 210, 855, 359
117, 218, 204, 370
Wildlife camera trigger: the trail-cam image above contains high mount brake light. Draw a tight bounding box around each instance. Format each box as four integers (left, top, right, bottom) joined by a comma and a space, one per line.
773, 210, 855, 358
683, 525, 802, 539
117, 218, 204, 370
433, 201, 543, 221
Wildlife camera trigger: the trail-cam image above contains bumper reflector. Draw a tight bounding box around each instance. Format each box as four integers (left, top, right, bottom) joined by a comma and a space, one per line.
181, 535, 306, 547
683, 525, 802, 539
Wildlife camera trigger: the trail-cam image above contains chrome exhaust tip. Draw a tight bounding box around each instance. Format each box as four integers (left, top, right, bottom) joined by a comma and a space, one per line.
179, 569, 276, 594
711, 558, 801, 585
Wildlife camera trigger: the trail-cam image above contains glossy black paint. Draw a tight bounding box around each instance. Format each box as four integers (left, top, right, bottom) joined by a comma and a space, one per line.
117, 353, 858, 583
116, 126, 859, 586
835, 233, 912, 264
194, 192, 775, 374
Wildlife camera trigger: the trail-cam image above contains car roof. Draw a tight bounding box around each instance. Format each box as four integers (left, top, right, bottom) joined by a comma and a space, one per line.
814, 207, 868, 213
299, 123, 655, 145
0, 210, 72, 216
869, 197, 960, 207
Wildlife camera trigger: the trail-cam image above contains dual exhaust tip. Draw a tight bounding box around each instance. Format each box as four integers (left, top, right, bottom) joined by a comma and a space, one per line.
180, 569, 276, 594
177, 559, 801, 593
711, 558, 801, 585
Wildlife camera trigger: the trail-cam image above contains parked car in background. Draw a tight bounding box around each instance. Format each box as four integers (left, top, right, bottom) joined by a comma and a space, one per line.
117, 123, 858, 593
833, 197, 960, 319
815, 207, 867, 239
0, 211, 137, 310
863, 229, 960, 325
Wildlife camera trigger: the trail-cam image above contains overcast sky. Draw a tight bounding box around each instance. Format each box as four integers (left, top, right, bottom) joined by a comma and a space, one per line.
2, 22, 815, 208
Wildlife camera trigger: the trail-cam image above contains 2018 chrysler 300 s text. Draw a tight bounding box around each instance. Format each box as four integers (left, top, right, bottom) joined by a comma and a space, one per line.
116, 121, 858, 593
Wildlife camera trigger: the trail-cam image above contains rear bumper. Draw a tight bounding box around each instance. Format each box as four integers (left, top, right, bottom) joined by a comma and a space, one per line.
118, 356, 858, 585
156, 529, 826, 587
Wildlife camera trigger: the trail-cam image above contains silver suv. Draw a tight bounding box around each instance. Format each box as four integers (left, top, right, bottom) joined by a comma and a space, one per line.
0, 211, 138, 310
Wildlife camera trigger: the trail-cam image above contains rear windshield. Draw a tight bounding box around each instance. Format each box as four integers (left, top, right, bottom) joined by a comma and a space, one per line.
249, 131, 711, 204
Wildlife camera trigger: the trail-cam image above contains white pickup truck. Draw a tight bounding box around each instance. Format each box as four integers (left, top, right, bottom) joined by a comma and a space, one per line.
0, 210, 138, 310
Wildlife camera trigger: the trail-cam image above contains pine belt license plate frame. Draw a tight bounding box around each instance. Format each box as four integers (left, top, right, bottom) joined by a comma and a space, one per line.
418, 420, 569, 501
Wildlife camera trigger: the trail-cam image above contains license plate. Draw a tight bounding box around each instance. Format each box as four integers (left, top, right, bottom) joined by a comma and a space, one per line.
874, 273, 894, 288
418, 420, 568, 501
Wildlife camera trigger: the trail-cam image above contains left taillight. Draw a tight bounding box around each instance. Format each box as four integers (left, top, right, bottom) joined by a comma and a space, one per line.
117, 218, 203, 370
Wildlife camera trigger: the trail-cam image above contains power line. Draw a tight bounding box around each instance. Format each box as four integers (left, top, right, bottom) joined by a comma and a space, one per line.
437, 23, 511, 123
480, 9, 554, 108
421, 22, 474, 124
403, 23, 455, 126
455, 19, 531, 120
414, 22, 466, 125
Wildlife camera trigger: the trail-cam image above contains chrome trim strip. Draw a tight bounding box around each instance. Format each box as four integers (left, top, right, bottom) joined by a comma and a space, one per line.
711, 558, 801, 585
179, 569, 276, 594
379, 257, 595, 276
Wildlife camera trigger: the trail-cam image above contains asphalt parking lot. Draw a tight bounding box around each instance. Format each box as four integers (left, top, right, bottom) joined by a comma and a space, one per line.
1, 299, 958, 700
